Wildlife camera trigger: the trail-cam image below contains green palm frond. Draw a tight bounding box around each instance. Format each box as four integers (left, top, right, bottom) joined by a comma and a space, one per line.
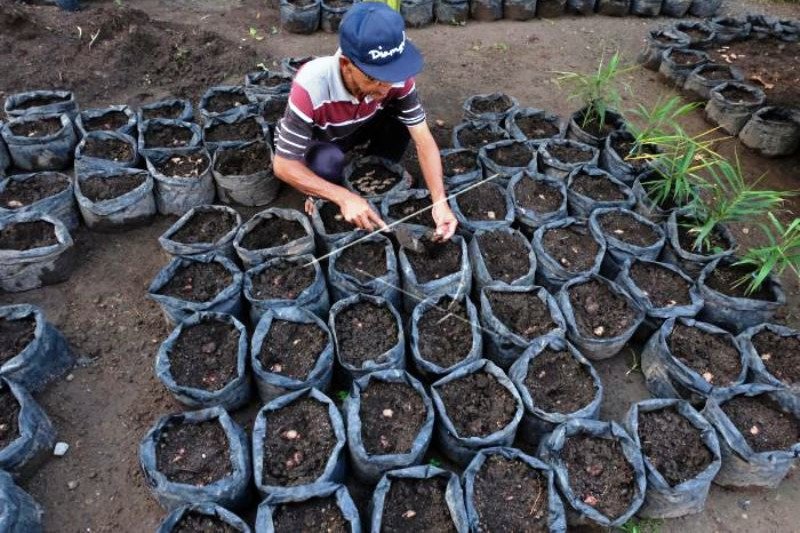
734, 214, 800, 294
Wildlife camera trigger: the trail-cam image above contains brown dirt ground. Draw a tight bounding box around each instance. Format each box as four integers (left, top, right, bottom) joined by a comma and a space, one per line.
1, 0, 799, 532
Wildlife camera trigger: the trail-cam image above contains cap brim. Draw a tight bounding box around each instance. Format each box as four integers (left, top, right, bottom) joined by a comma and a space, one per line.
351, 40, 424, 84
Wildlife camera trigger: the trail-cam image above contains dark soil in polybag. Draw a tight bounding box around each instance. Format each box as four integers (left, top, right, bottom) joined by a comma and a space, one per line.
359, 380, 426, 455
456, 124, 507, 149
637, 406, 713, 486
272, 496, 347, 533
629, 262, 692, 308
334, 301, 399, 367
0, 220, 57, 250
261, 398, 336, 487
542, 226, 598, 273
0, 315, 36, 362
169, 210, 237, 245
259, 320, 328, 380
442, 150, 479, 176
15, 93, 71, 110
81, 136, 134, 161
472, 455, 549, 532
142, 103, 185, 121
169, 319, 239, 392
457, 185, 507, 221
154, 153, 210, 178
718, 84, 761, 104
668, 323, 742, 387
144, 123, 194, 148
81, 172, 145, 202
562, 434, 636, 520
250, 261, 314, 300
753, 331, 800, 385
487, 291, 555, 340
417, 297, 473, 369
476, 230, 530, 283
157, 261, 233, 302
319, 202, 355, 234
514, 178, 564, 213
609, 137, 657, 172
215, 142, 270, 175
547, 143, 595, 164
405, 239, 462, 282
471, 95, 514, 114
722, 395, 800, 453
675, 219, 730, 257
240, 217, 305, 250
516, 114, 560, 139
572, 110, 619, 138
437, 370, 517, 437
9, 117, 62, 137
598, 211, 660, 246
83, 111, 130, 132
349, 163, 402, 197
704, 263, 776, 301
571, 170, 628, 201
205, 90, 249, 114
0, 386, 20, 449
336, 240, 387, 283
173, 511, 239, 533
670, 50, 706, 66
569, 279, 637, 338
381, 477, 455, 533
0, 174, 70, 208
156, 419, 232, 485
486, 142, 534, 166
205, 117, 263, 142
261, 97, 289, 125
524, 348, 595, 413
388, 197, 435, 228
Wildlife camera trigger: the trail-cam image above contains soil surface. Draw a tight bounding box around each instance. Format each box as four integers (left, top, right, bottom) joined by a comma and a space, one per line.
456, 123, 508, 149
668, 49, 707, 67
81, 136, 134, 162
14, 94, 71, 110
173, 511, 239, 533
436, 370, 517, 438
524, 349, 595, 414
359, 380, 426, 455
203, 89, 248, 114
569, 279, 637, 339
8, 117, 63, 138
205, 116, 263, 143
271, 497, 347, 533
668, 322, 742, 388
260, 95, 288, 125
562, 434, 636, 520
571, 170, 627, 201
571, 109, 619, 139
387, 196, 436, 228
169, 210, 237, 245
0, 315, 36, 363
215, 142, 270, 175
333, 301, 398, 368
240, 217, 306, 250
141, 103, 186, 121
155, 418, 232, 486
704, 262, 776, 302
168, 318, 239, 392
0, 220, 58, 251
469, 94, 514, 115
472, 455, 549, 533
404, 238, 462, 283
476, 230, 531, 283
598, 210, 660, 247
82, 111, 130, 132
485, 141, 535, 167
157, 261, 233, 302
0, 385, 20, 450
416, 297, 474, 370
545, 143, 594, 164
335, 240, 387, 283
81, 173, 145, 203
514, 113, 560, 139
381, 477, 456, 533
628, 261, 692, 308
261, 397, 336, 487
609, 135, 656, 172
717, 84, 761, 105
542, 225, 599, 273
753, 330, 800, 385
514, 177, 564, 213
317, 202, 355, 234
153, 152, 210, 178
722, 395, 800, 453
442, 149, 479, 177
259, 319, 328, 380
456, 184, 507, 221
250, 261, 314, 300
638, 406, 713, 486
487, 290, 555, 340
0, 173, 70, 208
349, 163, 402, 196
143, 123, 194, 149
676, 218, 733, 257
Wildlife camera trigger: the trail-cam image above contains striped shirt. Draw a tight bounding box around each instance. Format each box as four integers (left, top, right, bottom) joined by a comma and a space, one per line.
275, 51, 427, 161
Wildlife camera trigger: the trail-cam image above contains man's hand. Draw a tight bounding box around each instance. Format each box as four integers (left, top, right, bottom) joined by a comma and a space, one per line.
338, 192, 386, 231
431, 201, 458, 241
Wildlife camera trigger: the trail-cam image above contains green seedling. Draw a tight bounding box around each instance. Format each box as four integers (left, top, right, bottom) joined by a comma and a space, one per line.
428, 458, 442, 467
336, 390, 349, 402
626, 95, 699, 157
618, 517, 663, 533
735, 213, 800, 295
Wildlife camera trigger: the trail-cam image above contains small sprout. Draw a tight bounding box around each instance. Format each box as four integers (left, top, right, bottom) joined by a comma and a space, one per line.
428, 458, 442, 467
336, 390, 349, 402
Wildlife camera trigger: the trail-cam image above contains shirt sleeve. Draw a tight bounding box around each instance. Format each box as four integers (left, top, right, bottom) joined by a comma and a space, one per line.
386, 77, 426, 127
274, 83, 314, 161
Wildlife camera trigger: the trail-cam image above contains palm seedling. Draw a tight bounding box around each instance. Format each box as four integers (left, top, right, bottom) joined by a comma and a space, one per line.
734, 214, 800, 295
625, 95, 700, 158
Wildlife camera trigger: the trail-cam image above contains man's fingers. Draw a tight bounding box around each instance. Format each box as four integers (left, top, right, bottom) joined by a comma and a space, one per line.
366, 209, 387, 230
356, 212, 375, 231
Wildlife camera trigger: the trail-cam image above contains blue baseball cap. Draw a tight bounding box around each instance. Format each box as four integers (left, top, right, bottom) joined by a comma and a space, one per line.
339, 2, 424, 83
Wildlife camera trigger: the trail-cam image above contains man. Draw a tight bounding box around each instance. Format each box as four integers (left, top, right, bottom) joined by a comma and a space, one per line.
272, 2, 458, 240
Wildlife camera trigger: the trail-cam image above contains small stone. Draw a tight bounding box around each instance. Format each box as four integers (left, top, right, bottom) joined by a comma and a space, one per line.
761, 352, 772, 362
749, 425, 760, 436
283, 429, 299, 440
68, 480, 79, 490
270, 364, 283, 373
54, 442, 70, 457
7, 200, 22, 208
402, 510, 417, 519
66, 373, 75, 382
702, 372, 714, 383
583, 494, 598, 506
613, 229, 625, 235
738, 499, 751, 511
382, 408, 394, 418
435, 119, 445, 127
593, 326, 605, 336
486, 210, 496, 220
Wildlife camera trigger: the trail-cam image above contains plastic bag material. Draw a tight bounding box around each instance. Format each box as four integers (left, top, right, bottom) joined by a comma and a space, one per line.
212, 141, 280, 206
137, 99, 194, 124
596, 0, 629, 16
0, 378, 56, 476
738, 323, 800, 411
509, 172, 568, 233
156, 312, 252, 410
451, 119, 509, 150
250, 307, 334, 402
345, 370, 435, 483
557, 274, 644, 360
321, 0, 353, 32
661, 0, 692, 17
705, 82, 766, 135
469, 227, 536, 292
701, 384, 800, 488
329, 293, 406, 382
683, 63, 745, 102
0, 470, 43, 532
566, 166, 636, 219
589, 207, 666, 275
709, 16, 752, 43
469, 0, 502, 21
463, 93, 518, 122
145, 146, 217, 216
342, 156, 412, 202
532, 217, 606, 293
538, 139, 599, 180
380, 188, 436, 235
244, 70, 293, 98
370, 465, 469, 533
139, 406, 251, 510
74, 131, 139, 176
137, 119, 202, 158
537, 418, 646, 527
244, 254, 329, 324
0, 213, 75, 293
480, 286, 566, 369
435, 0, 469, 23
640, 317, 748, 402
504, 0, 537, 19
696, 257, 786, 333
398, 232, 471, 313
409, 293, 483, 380
198, 86, 258, 123
449, 182, 514, 234
504, 107, 563, 142
746, 13, 783, 39
0, 305, 74, 392
1, 114, 77, 172
75, 168, 156, 231
280, 56, 318, 78
0, 171, 79, 231
253, 388, 346, 496
76, 105, 137, 138
0, 125, 9, 176
157, 503, 251, 533
509, 337, 602, 446
629, 0, 661, 16
566, 0, 595, 14
566, 108, 625, 148
280, 0, 321, 34
615, 258, 703, 320
234, 207, 315, 268
327, 231, 401, 309
4, 90, 78, 120
478, 139, 538, 178
202, 113, 269, 153
255, 482, 361, 533
536, 0, 567, 16
401, 0, 434, 27
673, 21, 717, 49
688, 0, 721, 17
637, 28, 690, 70
148, 255, 244, 326
659, 48, 710, 88
159, 205, 242, 261
738, 106, 800, 157
463, 447, 568, 533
